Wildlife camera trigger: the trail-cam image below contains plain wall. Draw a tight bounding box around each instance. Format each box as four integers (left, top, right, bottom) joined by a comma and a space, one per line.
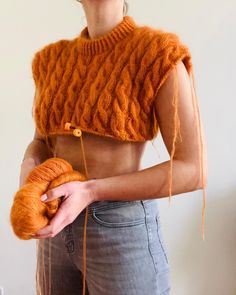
1, 0, 236, 294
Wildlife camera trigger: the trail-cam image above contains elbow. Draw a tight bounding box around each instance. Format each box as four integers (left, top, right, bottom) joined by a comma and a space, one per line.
192, 160, 208, 191
173, 158, 208, 193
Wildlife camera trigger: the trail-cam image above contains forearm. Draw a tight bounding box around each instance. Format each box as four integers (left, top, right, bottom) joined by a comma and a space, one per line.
19, 139, 51, 188
89, 159, 202, 202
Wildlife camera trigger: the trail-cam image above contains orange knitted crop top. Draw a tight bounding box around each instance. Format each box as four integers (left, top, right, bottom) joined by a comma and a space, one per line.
31, 15, 193, 142
31, 15, 206, 239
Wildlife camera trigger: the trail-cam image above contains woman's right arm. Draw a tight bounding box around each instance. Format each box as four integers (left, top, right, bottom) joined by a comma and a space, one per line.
19, 128, 52, 188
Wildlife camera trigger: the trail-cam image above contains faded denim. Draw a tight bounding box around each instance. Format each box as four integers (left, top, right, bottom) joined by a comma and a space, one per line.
36, 199, 171, 295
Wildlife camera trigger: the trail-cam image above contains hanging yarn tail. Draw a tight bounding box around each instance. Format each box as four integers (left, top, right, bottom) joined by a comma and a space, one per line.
63, 122, 90, 295
189, 68, 207, 241
78, 130, 90, 295
170, 65, 206, 241
167, 66, 181, 207
152, 63, 207, 242
169, 64, 207, 241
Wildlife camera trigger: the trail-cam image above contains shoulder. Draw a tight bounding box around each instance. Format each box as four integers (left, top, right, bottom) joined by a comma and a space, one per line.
31, 38, 71, 85
32, 38, 70, 64
133, 24, 193, 72
135, 24, 186, 46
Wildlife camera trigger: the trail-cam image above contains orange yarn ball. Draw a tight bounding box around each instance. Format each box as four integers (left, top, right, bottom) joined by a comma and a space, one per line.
10, 157, 87, 240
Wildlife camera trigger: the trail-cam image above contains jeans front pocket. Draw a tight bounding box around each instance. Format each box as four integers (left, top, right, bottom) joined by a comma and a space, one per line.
91, 201, 146, 228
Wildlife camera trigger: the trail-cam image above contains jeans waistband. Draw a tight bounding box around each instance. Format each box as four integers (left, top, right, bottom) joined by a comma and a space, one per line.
80, 199, 157, 215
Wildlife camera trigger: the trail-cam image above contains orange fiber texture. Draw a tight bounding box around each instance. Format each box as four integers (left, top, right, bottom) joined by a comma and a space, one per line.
10, 157, 87, 240
31, 15, 193, 142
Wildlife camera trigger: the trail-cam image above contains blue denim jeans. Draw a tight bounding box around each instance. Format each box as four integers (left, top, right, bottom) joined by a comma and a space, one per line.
36, 199, 171, 295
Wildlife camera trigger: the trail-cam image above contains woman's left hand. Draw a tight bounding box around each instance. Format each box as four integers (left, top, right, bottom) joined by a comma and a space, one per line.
33, 180, 95, 239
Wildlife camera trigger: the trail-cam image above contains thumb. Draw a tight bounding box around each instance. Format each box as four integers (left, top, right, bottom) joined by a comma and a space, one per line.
40, 183, 69, 202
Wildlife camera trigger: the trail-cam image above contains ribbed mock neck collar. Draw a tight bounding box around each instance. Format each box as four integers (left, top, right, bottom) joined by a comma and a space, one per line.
76, 15, 137, 55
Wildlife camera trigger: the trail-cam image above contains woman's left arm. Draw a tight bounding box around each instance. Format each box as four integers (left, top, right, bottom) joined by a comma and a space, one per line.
89, 60, 208, 202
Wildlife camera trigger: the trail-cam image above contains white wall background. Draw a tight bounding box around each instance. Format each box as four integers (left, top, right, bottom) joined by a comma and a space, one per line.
1, 0, 236, 294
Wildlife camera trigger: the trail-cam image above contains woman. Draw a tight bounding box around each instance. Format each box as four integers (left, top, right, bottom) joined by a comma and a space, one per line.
20, 0, 207, 294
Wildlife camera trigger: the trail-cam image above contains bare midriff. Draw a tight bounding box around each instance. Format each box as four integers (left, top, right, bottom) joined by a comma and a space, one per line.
48, 131, 147, 180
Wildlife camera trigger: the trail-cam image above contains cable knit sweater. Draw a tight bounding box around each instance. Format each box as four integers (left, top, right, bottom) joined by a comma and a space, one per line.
31, 15, 193, 142
31, 15, 206, 241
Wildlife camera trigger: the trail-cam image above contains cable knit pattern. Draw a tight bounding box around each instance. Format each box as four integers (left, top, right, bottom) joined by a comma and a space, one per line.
31, 15, 192, 142
31, 15, 207, 243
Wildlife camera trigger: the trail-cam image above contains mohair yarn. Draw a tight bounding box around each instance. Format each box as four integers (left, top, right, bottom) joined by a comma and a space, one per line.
10, 157, 87, 240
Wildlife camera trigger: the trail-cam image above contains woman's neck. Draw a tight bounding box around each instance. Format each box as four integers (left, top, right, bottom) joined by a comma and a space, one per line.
81, 2, 124, 39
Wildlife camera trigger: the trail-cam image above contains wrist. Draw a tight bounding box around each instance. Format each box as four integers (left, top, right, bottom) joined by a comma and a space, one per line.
83, 178, 99, 204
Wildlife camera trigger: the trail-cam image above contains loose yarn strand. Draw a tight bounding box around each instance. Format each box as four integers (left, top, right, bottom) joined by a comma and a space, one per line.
35, 130, 90, 294
35, 240, 40, 294
168, 66, 180, 206
37, 222, 52, 294
36, 238, 46, 294
37, 137, 50, 295
43, 239, 46, 294
189, 69, 206, 241
48, 238, 52, 295
79, 132, 90, 295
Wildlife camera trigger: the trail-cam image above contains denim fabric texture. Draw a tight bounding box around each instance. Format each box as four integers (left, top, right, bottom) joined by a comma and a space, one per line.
36, 199, 171, 295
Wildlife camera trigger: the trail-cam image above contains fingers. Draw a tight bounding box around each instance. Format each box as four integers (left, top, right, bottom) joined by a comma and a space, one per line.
34, 199, 73, 239
34, 181, 84, 239
40, 183, 70, 202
